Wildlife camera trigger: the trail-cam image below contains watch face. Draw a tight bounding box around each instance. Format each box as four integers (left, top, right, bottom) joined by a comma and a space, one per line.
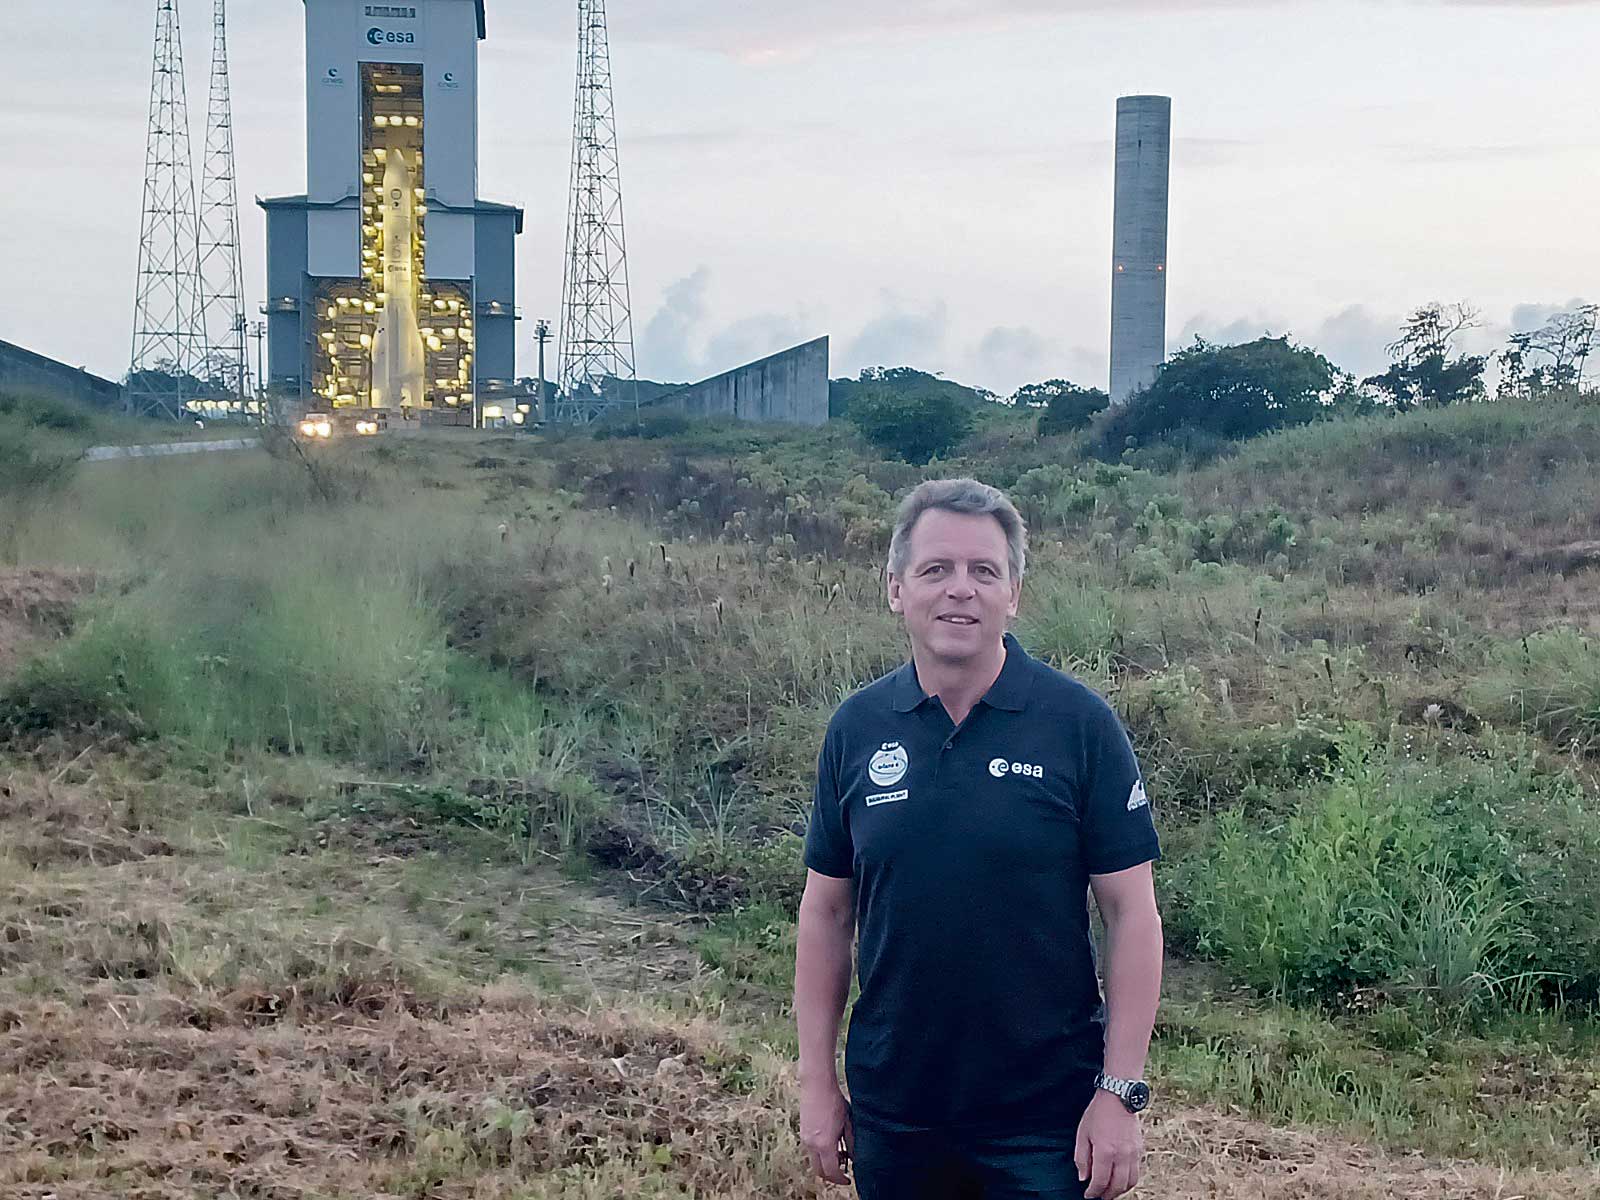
1125, 1081, 1151, 1113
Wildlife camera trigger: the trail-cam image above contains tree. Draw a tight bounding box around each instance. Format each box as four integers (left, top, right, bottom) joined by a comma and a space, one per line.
829, 366, 990, 421
1498, 305, 1597, 400
847, 378, 975, 464
1014, 380, 1110, 437
1092, 336, 1338, 458
1364, 303, 1487, 410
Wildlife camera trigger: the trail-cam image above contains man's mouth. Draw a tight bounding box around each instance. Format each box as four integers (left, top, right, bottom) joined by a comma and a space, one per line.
937, 615, 979, 626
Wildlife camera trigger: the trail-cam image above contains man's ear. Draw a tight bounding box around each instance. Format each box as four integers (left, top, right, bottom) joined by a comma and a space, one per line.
886, 572, 903, 613
1007, 577, 1021, 618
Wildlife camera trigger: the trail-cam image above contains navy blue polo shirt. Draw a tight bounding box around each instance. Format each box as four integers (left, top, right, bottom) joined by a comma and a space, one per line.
804, 633, 1160, 1135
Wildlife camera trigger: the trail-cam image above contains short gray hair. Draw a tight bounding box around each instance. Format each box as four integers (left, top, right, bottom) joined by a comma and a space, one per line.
886, 478, 1028, 581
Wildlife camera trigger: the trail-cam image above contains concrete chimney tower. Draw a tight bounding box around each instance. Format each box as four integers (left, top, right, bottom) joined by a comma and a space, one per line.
1109, 95, 1172, 404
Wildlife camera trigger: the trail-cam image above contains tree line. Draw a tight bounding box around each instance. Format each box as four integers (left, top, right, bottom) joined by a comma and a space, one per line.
835, 302, 1597, 464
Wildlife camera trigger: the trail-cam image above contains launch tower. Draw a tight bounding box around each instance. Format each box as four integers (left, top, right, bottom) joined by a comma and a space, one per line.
260, 0, 522, 421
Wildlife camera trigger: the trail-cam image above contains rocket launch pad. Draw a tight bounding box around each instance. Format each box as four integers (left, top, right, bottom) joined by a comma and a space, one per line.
370, 148, 426, 410
261, 2, 521, 414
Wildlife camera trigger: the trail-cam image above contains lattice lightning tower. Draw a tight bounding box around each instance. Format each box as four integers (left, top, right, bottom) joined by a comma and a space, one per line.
129, 0, 205, 420
196, 0, 250, 404
554, 0, 636, 425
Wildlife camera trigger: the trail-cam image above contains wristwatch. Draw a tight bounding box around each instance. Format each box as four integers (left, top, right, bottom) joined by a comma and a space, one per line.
1093, 1072, 1152, 1114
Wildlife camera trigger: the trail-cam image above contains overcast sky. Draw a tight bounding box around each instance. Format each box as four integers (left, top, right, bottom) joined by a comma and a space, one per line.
3, 0, 1596, 396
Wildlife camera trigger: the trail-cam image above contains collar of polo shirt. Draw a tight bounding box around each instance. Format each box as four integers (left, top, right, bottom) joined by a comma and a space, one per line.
889, 631, 1036, 715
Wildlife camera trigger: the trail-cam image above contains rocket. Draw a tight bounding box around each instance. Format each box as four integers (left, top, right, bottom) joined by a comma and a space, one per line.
370, 148, 426, 410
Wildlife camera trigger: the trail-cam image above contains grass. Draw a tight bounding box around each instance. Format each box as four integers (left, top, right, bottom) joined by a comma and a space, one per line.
5, 395, 1600, 1191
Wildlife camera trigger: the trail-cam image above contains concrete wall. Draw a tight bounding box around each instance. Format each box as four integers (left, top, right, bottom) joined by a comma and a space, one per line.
1109, 95, 1172, 405
655, 337, 829, 426
262, 200, 311, 392
473, 203, 518, 386
0, 338, 122, 409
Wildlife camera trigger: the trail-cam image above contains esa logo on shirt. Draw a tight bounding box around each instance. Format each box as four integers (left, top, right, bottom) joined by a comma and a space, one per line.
869, 742, 909, 786
988, 757, 1043, 779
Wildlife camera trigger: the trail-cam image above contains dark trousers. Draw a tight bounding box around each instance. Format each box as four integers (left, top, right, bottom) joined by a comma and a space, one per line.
852, 1125, 1089, 1200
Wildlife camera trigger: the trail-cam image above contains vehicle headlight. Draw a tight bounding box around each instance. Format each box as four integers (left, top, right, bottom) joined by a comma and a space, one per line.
315, 422, 332, 438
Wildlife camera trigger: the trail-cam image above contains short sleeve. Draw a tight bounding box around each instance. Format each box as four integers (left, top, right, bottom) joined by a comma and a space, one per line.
803, 726, 853, 878
1080, 699, 1161, 876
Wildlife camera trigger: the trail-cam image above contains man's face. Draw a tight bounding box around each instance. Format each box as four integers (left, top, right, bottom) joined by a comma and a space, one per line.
887, 509, 1020, 664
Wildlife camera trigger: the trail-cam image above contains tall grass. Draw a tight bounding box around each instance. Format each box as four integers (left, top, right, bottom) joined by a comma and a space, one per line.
1179, 726, 1600, 1011
3, 450, 508, 769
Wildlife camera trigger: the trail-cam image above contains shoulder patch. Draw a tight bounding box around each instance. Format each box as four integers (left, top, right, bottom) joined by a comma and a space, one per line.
1126, 779, 1149, 811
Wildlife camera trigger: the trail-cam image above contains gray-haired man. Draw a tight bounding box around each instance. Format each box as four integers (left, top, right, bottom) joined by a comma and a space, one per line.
795, 478, 1164, 1199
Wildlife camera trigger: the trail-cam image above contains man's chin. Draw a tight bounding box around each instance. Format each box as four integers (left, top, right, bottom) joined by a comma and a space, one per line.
915, 624, 995, 660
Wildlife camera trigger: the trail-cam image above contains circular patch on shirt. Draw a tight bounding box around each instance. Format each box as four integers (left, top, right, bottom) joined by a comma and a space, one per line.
988, 757, 1010, 777
869, 742, 909, 786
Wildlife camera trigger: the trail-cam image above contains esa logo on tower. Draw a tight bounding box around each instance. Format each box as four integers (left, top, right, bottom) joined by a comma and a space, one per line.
368, 27, 416, 45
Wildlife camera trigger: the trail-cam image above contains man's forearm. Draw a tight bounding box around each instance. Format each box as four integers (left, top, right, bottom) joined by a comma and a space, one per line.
794, 907, 854, 1085
1100, 907, 1163, 1079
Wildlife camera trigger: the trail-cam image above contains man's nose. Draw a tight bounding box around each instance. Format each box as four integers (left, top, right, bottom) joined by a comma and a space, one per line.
945, 569, 977, 597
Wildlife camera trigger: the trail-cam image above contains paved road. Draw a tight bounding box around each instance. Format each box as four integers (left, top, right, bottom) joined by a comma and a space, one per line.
81, 438, 260, 462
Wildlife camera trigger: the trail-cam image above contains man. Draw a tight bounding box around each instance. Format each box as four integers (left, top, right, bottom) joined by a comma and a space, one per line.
795, 478, 1163, 1200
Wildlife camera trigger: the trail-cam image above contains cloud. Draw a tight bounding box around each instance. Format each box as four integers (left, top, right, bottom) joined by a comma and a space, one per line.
1309, 305, 1401, 377
1173, 307, 1400, 375
615, 0, 1600, 57
637, 268, 711, 382
973, 326, 1054, 385
704, 313, 814, 372
635, 268, 815, 382
1510, 297, 1592, 334
844, 298, 950, 371
1379, 142, 1589, 165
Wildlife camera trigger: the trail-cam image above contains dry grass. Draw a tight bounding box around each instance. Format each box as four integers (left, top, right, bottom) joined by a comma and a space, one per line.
0, 567, 88, 677
0, 996, 810, 1200
3, 760, 1599, 1198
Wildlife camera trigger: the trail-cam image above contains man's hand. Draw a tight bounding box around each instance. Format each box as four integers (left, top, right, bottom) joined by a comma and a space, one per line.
1075, 1089, 1143, 1198
799, 1079, 854, 1186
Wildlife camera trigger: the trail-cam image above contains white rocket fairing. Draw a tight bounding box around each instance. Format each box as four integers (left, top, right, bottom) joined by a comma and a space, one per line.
370, 148, 426, 410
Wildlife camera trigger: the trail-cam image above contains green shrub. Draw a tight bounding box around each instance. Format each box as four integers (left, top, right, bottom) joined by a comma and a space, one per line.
1032, 382, 1110, 438
1127, 546, 1171, 588
1093, 336, 1338, 459
591, 407, 695, 440
847, 384, 975, 464
1181, 728, 1600, 1010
